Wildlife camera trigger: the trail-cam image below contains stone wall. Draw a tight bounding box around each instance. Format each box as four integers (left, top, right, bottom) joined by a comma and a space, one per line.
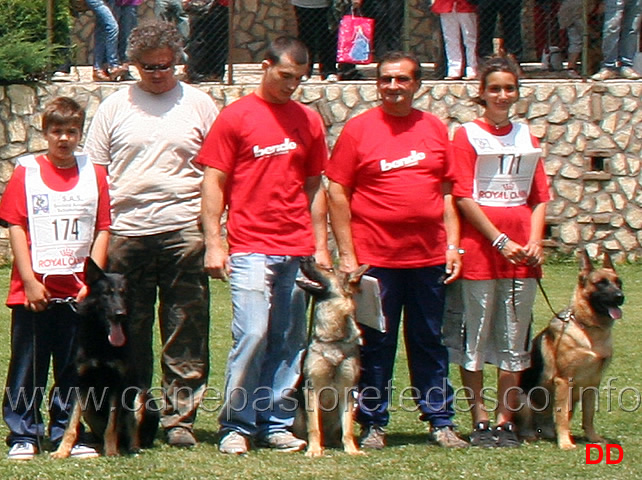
1, 79, 640, 265
70, 0, 538, 65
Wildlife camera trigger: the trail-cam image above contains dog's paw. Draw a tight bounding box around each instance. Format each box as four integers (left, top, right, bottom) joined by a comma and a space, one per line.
558, 439, 577, 450
50, 450, 70, 459
585, 433, 606, 444
345, 447, 365, 456
305, 446, 325, 457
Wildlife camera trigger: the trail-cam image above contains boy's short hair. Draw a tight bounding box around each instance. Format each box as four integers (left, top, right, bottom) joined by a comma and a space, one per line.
42, 97, 86, 132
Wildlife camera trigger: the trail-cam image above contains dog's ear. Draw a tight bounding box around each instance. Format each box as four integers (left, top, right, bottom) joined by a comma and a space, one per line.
84, 257, 106, 286
348, 264, 370, 286
578, 248, 593, 284
602, 251, 616, 271
578, 248, 593, 273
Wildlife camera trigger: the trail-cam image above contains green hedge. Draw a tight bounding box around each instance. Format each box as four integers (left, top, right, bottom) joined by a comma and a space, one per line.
0, 0, 73, 84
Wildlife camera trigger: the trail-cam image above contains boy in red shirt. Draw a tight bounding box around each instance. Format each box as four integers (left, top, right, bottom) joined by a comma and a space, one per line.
0, 97, 111, 460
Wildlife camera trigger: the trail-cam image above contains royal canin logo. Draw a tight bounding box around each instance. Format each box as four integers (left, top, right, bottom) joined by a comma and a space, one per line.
380, 150, 426, 172
253, 138, 298, 158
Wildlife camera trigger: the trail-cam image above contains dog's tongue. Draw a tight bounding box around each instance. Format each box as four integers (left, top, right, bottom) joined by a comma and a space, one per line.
108, 322, 126, 347
608, 307, 622, 320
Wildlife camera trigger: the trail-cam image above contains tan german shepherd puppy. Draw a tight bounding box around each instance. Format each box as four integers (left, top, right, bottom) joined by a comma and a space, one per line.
517, 249, 624, 449
295, 258, 368, 457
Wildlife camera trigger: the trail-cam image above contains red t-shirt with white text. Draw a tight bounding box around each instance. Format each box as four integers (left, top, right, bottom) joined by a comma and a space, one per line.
196, 93, 327, 255
326, 107, 455, 268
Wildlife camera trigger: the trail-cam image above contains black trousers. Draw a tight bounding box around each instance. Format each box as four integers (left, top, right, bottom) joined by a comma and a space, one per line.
362, 0, 404, 59
186, 4, 229, 78
294, 6, 337, 77
477, 0, 523, 59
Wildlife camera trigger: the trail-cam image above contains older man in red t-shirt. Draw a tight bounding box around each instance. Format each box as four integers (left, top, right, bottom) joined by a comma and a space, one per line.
327, 51, 467, 450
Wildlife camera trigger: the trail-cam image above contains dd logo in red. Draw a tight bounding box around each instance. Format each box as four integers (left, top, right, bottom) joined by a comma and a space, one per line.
585, 444, 623, 464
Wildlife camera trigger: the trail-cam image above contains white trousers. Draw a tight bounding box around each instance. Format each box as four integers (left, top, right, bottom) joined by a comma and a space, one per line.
440, 12, 478, 78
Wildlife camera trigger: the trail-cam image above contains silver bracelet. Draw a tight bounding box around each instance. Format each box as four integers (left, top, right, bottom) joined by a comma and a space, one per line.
493, 234, 510, 252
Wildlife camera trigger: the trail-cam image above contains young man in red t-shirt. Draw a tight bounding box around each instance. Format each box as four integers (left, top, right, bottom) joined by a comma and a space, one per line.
0, 97, 111, 460
327, 52, 468, 449
198, 36, 329, 455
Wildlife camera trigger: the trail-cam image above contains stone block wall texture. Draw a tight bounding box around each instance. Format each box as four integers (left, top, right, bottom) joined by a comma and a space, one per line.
70, 0, 539, 66
1, 79, 640, 265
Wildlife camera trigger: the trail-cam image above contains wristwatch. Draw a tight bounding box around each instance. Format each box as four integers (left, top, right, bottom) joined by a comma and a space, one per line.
447, 244, 466, 255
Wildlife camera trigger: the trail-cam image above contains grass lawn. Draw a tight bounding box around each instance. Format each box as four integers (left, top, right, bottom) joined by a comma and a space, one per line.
0, 262, 639, 479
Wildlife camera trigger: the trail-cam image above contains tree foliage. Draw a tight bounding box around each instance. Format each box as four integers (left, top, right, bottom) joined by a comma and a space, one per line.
0, 0, 73, 83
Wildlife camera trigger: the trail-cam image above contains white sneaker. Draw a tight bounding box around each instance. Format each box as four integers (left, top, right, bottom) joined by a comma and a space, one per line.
70, 444, 100, 458
219, 431, 249, 454
325, 74, 339, 82
51, 71, 73, 82
7, 442, 37, 461
591, 68, 617, 81
258, 431, 306, 452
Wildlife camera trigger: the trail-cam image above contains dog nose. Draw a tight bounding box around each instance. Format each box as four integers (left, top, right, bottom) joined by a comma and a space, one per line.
616, 292, 625, 305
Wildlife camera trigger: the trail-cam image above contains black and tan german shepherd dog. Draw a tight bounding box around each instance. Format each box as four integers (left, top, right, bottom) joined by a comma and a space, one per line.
517, 249, 624, 449
295, 258, 369, 457
51, 258, 158, 458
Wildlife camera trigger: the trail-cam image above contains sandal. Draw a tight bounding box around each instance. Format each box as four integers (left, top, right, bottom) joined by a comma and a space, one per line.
470, 421, 494, 447
108, 65, 129, 81
493, 422, 521, 448
92, 68, 111, 82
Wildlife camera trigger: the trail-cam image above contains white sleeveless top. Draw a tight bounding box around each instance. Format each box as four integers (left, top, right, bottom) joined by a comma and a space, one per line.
20, 154, 98, 275
462, 122, 542, 207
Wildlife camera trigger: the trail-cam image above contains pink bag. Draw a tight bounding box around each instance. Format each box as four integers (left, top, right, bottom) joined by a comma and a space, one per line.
337, 14, 375, 64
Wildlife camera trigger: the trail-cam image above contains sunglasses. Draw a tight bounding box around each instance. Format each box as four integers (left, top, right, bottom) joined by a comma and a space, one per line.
139, 63, 174, 73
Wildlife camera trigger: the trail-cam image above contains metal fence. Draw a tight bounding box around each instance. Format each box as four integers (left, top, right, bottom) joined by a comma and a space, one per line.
55, 0, 642, 83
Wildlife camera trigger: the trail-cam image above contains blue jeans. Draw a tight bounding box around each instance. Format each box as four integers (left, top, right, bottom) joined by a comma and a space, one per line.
356, 265, 456, 429
112, 3, 138, 63
86, 0, 120, 69
219, 254, 305, 438
3, 305, 80, 447
602, 0, 642, 68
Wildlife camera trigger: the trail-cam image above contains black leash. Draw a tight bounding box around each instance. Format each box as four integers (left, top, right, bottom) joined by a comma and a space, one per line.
536, 278, 564, 320
30, 312, 42, 454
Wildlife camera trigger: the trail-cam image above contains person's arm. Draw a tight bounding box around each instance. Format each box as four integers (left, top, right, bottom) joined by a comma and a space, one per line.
89, 230, 110, 270
307, 180, 332, 268
456, 197, 528, 265
327, 180, 358, 273
8, 224, 50, 311
524, 202, 547, 266
76, 229, 111, 303
442, 182, 461, 284
201, 166, 229, 280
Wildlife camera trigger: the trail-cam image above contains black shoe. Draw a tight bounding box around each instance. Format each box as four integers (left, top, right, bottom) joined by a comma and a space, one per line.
493, 422, 521, 448
470, 421, 494, 447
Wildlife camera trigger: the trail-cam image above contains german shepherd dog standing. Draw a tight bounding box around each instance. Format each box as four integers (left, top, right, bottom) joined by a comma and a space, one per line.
51, 258, 159, 458
517, 249, 624, 449
295, 258, 368, 457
